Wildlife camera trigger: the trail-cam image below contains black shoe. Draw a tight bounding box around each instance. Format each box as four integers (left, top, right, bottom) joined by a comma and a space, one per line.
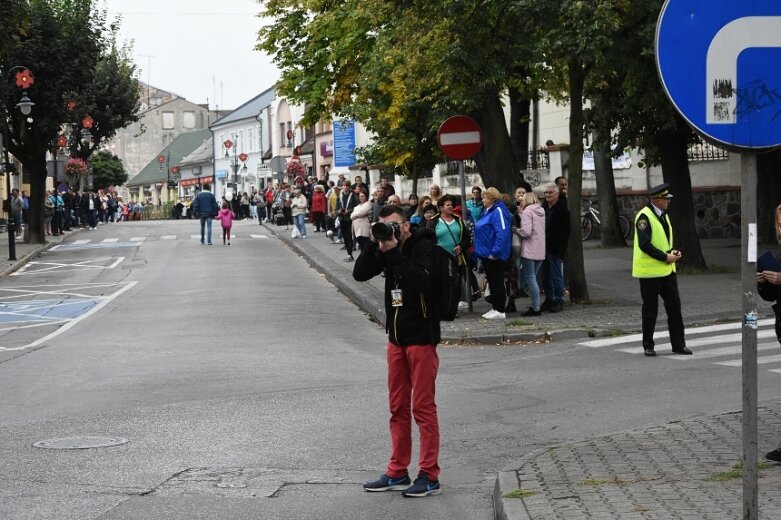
672, 347, 693, 355
521, 308, 541, 317
363, 473, 411, 492
766, 449, 781, 462
402, 473, 441, 497
506, 300, 517, 313
549, 301, 563, 313
540, 300, 553, 311
644, 348, 657, 357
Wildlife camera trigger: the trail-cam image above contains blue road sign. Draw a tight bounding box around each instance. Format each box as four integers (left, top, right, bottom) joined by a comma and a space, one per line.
656, 1, 781, 150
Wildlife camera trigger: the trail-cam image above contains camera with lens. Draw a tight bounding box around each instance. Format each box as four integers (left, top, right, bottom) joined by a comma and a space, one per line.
371, 221, 401, 241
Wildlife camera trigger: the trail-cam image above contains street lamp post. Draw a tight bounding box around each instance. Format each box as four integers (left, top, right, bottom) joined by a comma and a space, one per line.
1, 66, 35, 261
223, 138, 247, 201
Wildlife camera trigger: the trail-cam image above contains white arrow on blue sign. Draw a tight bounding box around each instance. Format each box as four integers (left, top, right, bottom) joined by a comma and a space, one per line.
656, 1, 781, 150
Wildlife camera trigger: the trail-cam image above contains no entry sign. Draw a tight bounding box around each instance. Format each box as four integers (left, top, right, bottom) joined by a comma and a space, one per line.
437, 116, 482, 160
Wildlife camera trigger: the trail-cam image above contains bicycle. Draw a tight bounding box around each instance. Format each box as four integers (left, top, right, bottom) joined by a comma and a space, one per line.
581, 199, 631, 241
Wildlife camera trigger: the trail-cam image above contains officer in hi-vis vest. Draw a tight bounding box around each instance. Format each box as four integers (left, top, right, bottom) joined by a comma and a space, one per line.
633, 183, 692, 357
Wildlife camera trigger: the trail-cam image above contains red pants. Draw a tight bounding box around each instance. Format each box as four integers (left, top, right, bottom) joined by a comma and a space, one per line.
385, 342, 440, 481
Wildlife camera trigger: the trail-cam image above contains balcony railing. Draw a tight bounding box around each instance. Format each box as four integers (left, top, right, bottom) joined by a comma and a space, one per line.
688, 142, 729, 161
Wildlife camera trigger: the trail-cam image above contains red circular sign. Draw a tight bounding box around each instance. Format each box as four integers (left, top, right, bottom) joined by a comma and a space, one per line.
437, 115, 483, 160
239, 152, 249, 162
157, 155, 166, 164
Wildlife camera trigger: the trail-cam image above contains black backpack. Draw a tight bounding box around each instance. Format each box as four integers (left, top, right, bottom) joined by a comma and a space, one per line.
431, 244, 461, 321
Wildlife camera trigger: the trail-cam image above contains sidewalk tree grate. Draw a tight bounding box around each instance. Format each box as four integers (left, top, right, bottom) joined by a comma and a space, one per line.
32, 436, 129, 450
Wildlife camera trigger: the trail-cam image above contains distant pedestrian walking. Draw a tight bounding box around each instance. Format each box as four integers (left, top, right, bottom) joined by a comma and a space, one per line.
632, 183, 691, 357
215, 201, 236, 245
192, 185, 220, 245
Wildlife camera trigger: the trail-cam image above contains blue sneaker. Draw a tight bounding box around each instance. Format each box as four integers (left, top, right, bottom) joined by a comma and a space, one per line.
363, 473, 411, 492
402, 473, 440, 497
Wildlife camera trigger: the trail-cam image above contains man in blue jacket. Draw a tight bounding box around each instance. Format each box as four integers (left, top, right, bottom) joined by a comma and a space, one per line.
191, 185, 220, 245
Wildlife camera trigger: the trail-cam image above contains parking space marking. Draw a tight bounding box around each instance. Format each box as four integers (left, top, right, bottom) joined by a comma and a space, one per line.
12, 257, 125, 276
0, 281, 138, 352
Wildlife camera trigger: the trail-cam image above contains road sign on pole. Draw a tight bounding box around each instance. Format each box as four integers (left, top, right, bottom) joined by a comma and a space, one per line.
656, 1, 781, 150
437, 116, 482, 160
656, 4, 781, 518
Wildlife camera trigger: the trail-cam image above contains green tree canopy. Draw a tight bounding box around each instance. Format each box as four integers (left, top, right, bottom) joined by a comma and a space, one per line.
90, 149, 127, 189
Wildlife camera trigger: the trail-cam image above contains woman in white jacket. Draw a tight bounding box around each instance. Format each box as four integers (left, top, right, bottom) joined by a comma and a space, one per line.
518, 192, 546, 316
290, 187, 309, 238
351, 191, 373, 252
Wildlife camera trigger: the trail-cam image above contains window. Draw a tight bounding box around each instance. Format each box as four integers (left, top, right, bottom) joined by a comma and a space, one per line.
183, 111, 196, 129
280, 123, 287, 147
162, 111, 175, 129
247, 129, 255, 152
238, 131, 244, 151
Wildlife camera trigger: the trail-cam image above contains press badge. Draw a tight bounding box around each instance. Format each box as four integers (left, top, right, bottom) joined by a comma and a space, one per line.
391, 289, 403, 307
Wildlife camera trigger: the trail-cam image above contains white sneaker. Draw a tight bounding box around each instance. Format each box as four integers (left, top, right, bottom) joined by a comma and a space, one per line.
485, 310, 506, 320
482, 309, 497, 319
458, 301, 469, 310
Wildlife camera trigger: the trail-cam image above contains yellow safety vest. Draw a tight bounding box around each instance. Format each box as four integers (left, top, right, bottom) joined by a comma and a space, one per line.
632, 206, 675, 278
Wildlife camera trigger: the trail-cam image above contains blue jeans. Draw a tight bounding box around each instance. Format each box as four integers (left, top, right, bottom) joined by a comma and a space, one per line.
543, 254, 565, 302
293, 213, 307, 237
521, 257, 543, 311
199, 216, 213, 243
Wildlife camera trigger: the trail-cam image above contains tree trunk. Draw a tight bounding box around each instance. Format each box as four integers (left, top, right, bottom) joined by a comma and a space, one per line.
25, 127, 47, 244
566, 60, 589, 303
471, 94, 524, 194
757, 149, 781, 244
657, 116, 707, 270
592, 125, 626, 247
509, 87, 531, 172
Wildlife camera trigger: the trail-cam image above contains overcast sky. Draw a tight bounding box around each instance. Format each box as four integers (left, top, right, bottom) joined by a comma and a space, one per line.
104, 0, 280, 110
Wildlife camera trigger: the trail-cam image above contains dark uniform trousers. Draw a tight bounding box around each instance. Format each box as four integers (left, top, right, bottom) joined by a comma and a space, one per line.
640, 273, 685, 351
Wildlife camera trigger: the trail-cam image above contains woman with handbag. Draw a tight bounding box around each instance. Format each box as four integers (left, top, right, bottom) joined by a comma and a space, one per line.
517, 192, 546, 316
427, 195, 473, 310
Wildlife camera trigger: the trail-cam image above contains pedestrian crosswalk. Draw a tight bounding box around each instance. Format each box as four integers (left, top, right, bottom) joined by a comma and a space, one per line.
68, 234, 271, 244
578, 319, 781, 374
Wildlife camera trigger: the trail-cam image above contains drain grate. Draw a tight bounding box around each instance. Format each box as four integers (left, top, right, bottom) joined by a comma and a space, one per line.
33, 436, 129, 450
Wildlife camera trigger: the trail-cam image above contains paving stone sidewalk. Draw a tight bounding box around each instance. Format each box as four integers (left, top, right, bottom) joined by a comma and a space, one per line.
494, 403, 781, 520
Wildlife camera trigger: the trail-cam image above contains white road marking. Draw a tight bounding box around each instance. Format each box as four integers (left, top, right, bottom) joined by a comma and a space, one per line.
12, 257, 125, 276
101, 238, 118, 243
250, 235, 269, 239
160, 235, 176, 240
0, 281, 138, 352
579, 319, 774, 348
129, 237, 146, 242
717, 353, 781, 367
73, 239, 90, 245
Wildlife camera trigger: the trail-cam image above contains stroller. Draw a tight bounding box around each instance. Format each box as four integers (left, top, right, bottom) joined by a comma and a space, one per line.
271, 202, 285, 226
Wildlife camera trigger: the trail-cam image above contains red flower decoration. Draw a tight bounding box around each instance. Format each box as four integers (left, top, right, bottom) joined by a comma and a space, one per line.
285, 160, 307, 178
82, 115, 94, 129
171, 166, 179, 174
67, 99, 76, 112
157, 155, 166, 164
64, 158, 88, 176
15, 69, 34, 89
223, 139, 233, 150
239, 153, 249, 162
56, 135, 68, 148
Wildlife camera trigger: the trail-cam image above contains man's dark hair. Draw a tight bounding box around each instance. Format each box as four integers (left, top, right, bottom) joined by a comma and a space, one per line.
518, 182, 532, 193
378, 204, 405, 220
436, 194, 455, 208
423, 204, 437, 214
554, 176, 567, 185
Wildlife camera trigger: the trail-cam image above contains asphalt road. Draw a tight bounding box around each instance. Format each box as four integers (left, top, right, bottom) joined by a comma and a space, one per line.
1, 220, 780, 520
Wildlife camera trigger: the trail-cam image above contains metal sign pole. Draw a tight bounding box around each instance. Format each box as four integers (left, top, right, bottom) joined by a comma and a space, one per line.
459, 160, 472, 313
741, 152, 758, 520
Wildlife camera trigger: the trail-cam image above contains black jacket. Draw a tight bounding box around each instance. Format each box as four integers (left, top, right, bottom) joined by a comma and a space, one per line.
353, 228, 440, 346
335, 191, 359, 222
544, 196, 570, 257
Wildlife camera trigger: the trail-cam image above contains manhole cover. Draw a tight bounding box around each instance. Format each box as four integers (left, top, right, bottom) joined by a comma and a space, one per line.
32, 436, 129, 450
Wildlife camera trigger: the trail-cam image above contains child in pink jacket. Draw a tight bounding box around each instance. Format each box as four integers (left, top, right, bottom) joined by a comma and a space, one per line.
215, 201, 236, 245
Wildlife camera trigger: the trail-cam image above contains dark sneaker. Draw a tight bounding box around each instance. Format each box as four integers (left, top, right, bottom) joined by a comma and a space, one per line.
402, 473, 441, 497
363, 473, 411, 492
766, 448, 781, 462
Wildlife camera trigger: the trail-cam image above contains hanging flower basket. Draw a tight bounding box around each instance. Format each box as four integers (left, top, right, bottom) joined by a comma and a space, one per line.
64, 158, 88, 176
285, 160, 307, 178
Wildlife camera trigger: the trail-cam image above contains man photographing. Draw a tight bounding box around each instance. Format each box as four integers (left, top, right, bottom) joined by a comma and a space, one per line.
353, 205, 442, 497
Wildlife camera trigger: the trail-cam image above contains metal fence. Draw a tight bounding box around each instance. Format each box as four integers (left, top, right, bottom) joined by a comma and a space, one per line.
445, 150, 550, 176
688, 142, 730, 161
